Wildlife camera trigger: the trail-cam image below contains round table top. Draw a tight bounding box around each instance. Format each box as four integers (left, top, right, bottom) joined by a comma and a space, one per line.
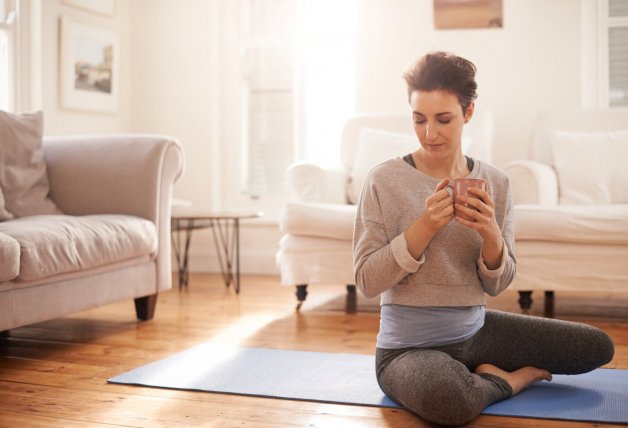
171, 211, 264, 221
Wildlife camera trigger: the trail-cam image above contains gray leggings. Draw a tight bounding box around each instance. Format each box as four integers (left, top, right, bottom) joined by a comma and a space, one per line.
376, 309, 614, 426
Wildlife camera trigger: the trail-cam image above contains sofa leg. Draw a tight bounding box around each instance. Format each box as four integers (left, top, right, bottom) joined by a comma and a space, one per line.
544, 290, 555, 318
135, 293, 158, 321
346, 284, 357, 314
518, 291, 533, 315
295, 284, 308, 311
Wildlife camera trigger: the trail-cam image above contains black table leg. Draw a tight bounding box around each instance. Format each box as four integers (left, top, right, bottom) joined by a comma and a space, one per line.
211, 218, 241, 294
171, 219, 194, 289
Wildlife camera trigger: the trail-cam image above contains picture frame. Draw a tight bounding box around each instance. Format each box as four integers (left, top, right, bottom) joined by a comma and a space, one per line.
433, 0, 503, 30
59, 16, 120, 114
62, 0, 116, 17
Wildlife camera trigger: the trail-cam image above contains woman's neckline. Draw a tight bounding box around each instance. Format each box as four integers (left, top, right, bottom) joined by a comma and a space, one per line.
401, 153, 477, 181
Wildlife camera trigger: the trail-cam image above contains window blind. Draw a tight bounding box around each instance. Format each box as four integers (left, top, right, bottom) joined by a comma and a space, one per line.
242, 45, 295, 197
233, 0, 356, 202
609, 27, 628, 106
609, 0, 628, 17
609, 0, 628, 107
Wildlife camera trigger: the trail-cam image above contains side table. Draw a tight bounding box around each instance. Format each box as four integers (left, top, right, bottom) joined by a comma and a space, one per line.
171, 211, 263, 293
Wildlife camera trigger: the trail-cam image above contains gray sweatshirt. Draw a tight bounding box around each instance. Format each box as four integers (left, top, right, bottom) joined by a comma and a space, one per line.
353, 156, 516, 307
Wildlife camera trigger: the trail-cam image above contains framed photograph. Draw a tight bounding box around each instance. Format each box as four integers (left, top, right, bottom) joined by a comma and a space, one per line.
434, 0, 503, 30
62, 0, 116, 17
60, 16, 120, 114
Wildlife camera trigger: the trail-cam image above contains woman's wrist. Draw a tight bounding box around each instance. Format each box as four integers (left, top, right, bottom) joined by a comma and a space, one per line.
405, 216, 438, 259
481, 230, 504, 270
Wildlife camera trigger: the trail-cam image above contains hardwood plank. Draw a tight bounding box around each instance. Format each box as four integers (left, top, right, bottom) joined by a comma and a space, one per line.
0, 412, 124, 428
0, 273, 627, 427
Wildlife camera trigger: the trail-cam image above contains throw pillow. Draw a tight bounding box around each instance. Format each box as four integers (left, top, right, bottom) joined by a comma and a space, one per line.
550, 130, 628, 204
347, 128, 418, 204
0, 110, 62, 217
0, 187, 14, 221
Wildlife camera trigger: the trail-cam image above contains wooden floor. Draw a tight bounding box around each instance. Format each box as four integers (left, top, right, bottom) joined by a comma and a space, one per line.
1, 274, 627, 427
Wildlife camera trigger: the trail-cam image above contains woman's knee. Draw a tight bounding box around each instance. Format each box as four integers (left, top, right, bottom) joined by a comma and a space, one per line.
376, 349, 487, 425
559, 323, 615, 374
590, 327, 614, 367
406, 376, 484, 426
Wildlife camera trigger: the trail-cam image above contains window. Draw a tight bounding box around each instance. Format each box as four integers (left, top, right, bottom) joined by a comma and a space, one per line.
0, 0, 40, 113
589, 0, 628, 107
608, 0, 628, 106
0, 0, 16, 111
221, 0, 357, 216
0, 30, 9, 111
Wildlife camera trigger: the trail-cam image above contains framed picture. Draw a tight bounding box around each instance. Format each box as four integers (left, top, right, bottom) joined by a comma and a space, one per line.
433, 0, 503, 30
62, 0, 116, 17
60, 16, 120, 114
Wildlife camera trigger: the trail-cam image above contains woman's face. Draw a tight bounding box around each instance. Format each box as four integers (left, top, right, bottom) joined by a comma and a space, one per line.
409, 89, 472, 161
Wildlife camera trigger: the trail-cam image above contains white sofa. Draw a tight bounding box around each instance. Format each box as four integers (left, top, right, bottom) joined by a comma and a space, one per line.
503, 108, 628, 316
277, 112, 493, 309
0, 133, 184, 331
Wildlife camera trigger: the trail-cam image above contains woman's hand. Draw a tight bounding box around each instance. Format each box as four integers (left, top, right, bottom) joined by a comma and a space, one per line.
455, 187, 503, 269
421, 178, 455, 233
404, 178, 454, 259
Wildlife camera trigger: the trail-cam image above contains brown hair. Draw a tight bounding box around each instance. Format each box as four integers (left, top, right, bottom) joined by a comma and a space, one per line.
402, 52, 477, 113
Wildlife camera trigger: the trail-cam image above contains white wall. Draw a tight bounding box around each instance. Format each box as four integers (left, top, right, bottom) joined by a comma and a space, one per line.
37, 0, 585, 275
355, 0, 581, 166
129, 0, 215, 211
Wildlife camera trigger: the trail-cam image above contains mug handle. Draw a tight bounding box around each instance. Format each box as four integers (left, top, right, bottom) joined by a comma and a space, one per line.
445, 183, 454, 198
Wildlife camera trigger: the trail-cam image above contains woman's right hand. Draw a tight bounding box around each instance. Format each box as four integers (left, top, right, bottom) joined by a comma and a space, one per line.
420, 178, 454, 233
404, 178, 454, 259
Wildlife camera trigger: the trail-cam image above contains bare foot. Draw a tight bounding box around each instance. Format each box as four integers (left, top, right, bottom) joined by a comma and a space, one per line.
475, 364, 552, 395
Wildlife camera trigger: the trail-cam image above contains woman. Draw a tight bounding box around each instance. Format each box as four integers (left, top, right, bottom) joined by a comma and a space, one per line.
352, 52, 614, 426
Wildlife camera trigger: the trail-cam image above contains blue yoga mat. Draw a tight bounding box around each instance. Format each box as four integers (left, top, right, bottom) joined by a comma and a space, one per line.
108, 344, 628, 424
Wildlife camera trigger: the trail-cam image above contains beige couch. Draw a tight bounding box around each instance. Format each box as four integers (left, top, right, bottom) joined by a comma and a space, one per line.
0, 133, 184, 331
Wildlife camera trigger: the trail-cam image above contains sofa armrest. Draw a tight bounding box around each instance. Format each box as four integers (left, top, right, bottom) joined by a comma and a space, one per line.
43, 134, 185, 292
285, 160, 349, 204
502, 160, 558, 205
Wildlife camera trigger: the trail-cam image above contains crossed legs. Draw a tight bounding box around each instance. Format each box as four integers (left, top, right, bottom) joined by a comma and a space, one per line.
376, 310, 614, 426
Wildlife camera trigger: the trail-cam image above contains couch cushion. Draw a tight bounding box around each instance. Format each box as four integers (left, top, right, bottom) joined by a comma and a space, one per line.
0, 214, 157, 282
0, 110, 62, 218
0, 232, 19, 282
550, 130, 628, 204
281, 203, 356, 240
514, 204, 628, 244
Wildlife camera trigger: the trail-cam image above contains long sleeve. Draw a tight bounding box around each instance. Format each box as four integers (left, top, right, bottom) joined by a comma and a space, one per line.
353, 163, 428, 299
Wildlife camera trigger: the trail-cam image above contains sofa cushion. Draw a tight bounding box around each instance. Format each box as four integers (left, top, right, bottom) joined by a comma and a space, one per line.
281, 203, 357, 240
0, 214, 157, 282
0, 110, 62, 218
550, 130, 628, 205
0, 232, 19, 282
514, 204, 628, 244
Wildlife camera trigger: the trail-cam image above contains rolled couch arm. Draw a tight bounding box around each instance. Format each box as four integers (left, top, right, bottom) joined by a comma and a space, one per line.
285, 160, 349, 204
43, 134, 185, 292
502, 160, 558, 206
